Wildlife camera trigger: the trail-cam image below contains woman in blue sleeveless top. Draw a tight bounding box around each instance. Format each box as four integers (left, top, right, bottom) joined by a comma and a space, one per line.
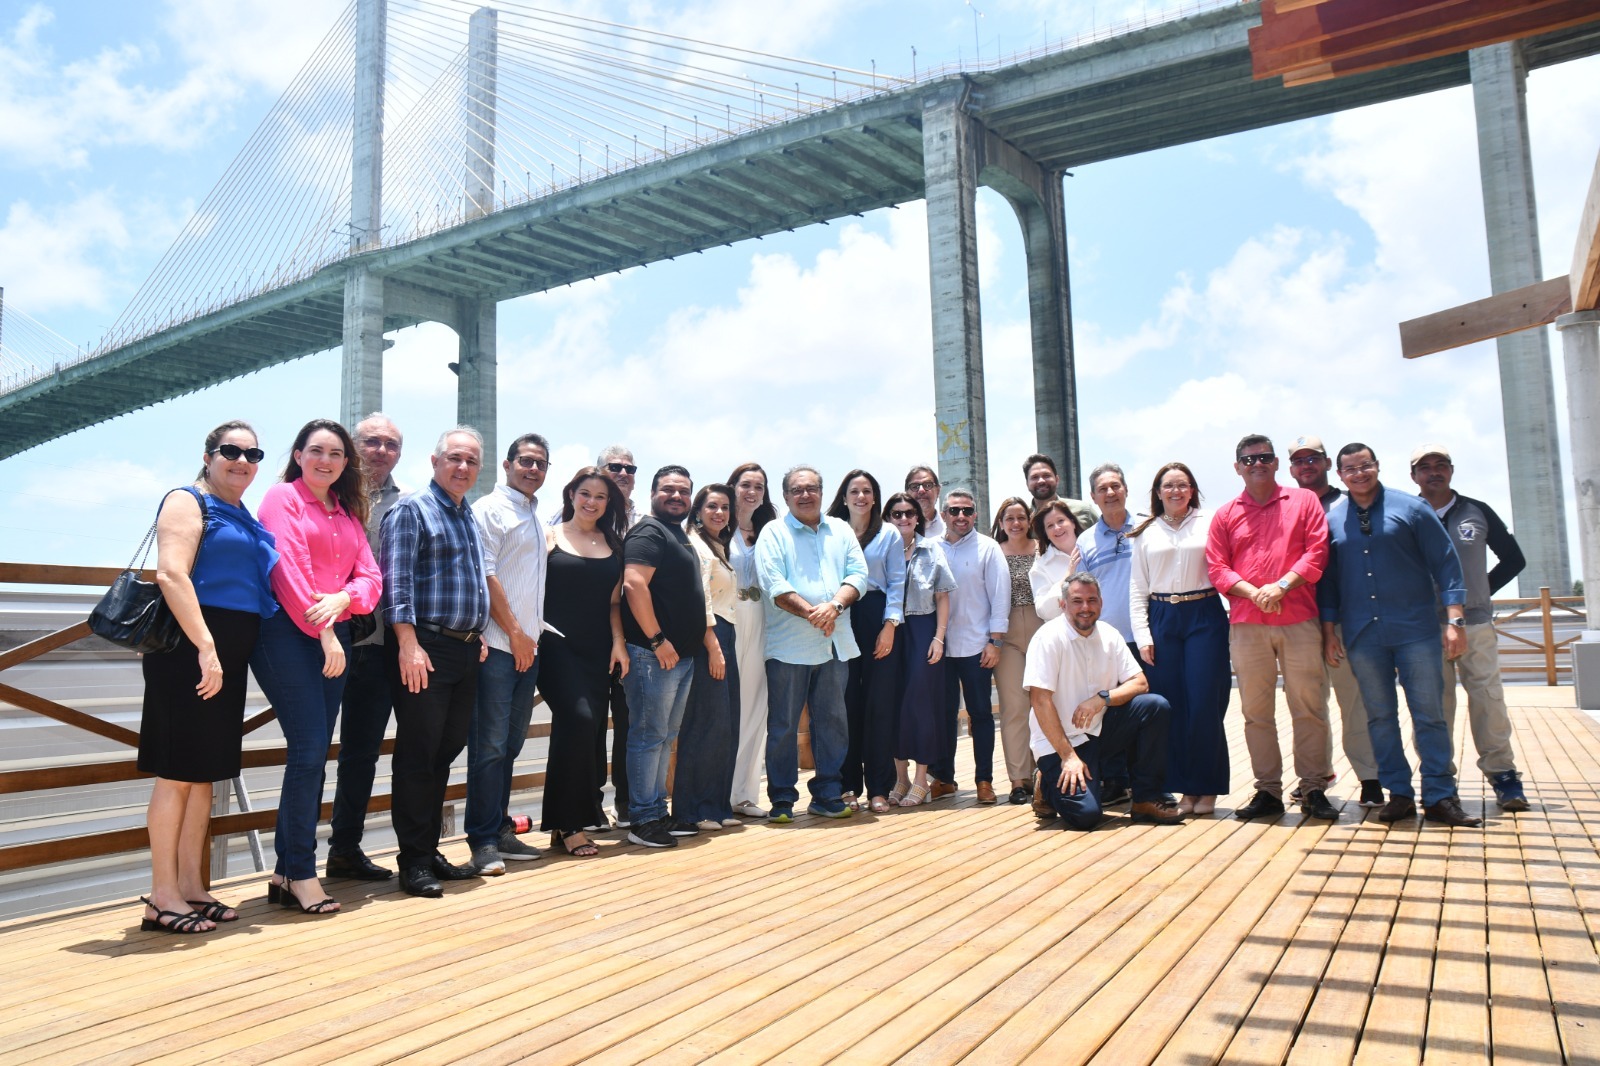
137, 420, 279, 934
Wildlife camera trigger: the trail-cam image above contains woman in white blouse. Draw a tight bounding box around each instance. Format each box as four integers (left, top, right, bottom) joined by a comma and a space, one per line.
1028, 499, 1083, 621
1127, 462, 1231, 816
673, 484, 741, 830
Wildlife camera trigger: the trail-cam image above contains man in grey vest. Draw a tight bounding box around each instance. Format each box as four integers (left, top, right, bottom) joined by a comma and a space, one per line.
1410, 445, 1529, 812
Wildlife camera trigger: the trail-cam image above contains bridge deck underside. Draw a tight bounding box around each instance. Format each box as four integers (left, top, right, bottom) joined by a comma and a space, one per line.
2, 7, 1597, 458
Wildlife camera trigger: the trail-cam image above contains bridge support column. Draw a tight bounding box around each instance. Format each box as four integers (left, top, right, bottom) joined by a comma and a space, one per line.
456, 298, 497, 504
978, 131, 1079, 496
341, 269, 385, 429
341, 0, 388, 431
922, 94, 988, 516
1471, 41, 1570, 595
1556, 310, 1600, 629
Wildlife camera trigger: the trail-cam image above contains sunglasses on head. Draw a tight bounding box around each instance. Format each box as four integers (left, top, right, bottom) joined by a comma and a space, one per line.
1239, 454, 1276, 467
212, 444, 265, 463
605, 462, 638, 476
946, 506, 976, 517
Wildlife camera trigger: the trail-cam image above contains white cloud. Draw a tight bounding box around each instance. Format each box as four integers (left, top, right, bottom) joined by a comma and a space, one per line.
0, 0, 336, 170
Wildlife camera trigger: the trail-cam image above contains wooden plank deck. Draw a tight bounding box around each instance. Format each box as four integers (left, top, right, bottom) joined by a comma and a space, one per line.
1, 687, 1595, 1065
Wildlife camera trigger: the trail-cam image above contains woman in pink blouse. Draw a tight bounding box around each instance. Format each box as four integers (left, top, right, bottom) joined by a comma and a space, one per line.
251, 419, 382, 914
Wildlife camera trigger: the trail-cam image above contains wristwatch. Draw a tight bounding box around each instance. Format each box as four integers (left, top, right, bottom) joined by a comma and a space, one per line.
1276, 577, 1292, 591
647, 632, 667, 650
830, 600, 846, 615
1098, 689, 1110, 708
989, 637, 1004, 649
1446, 618, 1466, 629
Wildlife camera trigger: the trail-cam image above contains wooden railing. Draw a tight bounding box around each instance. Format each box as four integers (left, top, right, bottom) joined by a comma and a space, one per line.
0, 562, 551, 879
1491, 588, 1586, 686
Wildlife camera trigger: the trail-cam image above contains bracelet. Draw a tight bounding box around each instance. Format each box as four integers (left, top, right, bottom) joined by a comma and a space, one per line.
932, 637, 944, 644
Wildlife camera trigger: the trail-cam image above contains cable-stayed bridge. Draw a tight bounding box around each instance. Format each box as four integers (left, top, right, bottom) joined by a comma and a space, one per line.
2, 0, 1598, 511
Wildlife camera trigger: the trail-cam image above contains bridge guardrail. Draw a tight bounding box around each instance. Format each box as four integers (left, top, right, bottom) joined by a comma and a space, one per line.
1491, 587, 1585, 686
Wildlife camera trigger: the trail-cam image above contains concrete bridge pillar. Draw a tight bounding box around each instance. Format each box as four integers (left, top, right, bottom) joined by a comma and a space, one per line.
455, 298, 497, 503
978, 132, 1080, 497
341, 0, 387, 431
921, 91, 989, 517
1471, 41, 1571, 595
1556, 310, 1600, 627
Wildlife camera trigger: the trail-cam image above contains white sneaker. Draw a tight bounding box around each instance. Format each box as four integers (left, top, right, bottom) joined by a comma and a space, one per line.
696, 819, 722, 831
732, 800, 768, 819
721, 817, 742, 828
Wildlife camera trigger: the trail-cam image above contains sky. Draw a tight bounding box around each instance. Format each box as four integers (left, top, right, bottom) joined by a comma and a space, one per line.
2, 0, 1597, 592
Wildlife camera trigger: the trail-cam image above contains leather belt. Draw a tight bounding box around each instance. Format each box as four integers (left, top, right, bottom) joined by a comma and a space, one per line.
1149, 589, 1217, 604
737, 587, 763, 602
415, 621, 482, 642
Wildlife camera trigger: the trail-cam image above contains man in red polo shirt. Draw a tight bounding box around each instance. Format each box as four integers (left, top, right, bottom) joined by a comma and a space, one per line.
1206, 434, 1338, 821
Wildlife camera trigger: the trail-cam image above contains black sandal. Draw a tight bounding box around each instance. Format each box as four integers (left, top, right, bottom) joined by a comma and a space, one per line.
139, 896, 212, 934
187, 899, 239, 923
268, 879, 339, 915
551, 830, 599, 857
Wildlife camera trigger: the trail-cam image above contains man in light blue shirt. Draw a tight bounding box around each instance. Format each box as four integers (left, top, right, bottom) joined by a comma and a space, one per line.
1079, 462, 1137, 651
755, 465, 869, 822
931, 488, 1009, 802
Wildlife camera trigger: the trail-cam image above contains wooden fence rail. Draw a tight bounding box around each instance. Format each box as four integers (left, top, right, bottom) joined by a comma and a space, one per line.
0, 565, 1587, 877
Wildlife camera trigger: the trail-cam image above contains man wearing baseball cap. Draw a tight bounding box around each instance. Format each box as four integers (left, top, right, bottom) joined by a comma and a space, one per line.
1409, 445, 1529, 812
1287, 435, 1381, 808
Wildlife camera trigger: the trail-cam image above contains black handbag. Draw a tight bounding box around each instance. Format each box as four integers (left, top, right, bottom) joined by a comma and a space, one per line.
89, 490, 208, 654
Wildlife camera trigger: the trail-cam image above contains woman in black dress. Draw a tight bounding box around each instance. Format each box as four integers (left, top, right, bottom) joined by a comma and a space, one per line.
138, 420, 280, 933
539, 467, 629, 856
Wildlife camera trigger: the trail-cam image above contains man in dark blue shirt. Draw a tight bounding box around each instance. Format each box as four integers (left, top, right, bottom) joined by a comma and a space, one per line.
380, 426, 492, 896
1319, 443, 1477, 828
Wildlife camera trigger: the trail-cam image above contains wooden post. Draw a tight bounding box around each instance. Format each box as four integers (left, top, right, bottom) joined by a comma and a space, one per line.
1540, 586, 1557, 686
207, 779, 230, 885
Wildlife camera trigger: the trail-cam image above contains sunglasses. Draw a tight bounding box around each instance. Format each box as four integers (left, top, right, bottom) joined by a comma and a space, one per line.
605, 462, 638, 476
887, 509, 918, 519
1238, 454, 1276, 467
513, 456, 549, 470
1358, 509, 1372, 535
946, 506, 976, 517
212, 444, 265, 463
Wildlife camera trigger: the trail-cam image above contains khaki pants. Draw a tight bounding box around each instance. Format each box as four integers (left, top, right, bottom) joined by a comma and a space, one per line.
995, 605, 1041, 785
1230, 620, 1332, 798
1442, 622, 1517, 777
1324, 624, 1377, 781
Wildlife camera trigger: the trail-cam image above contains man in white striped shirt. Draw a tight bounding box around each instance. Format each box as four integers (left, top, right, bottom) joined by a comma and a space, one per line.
466, 432, 551, 874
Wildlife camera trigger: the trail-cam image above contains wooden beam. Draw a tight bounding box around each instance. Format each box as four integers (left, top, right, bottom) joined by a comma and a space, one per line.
1399, 276, 1572, 359
0, 681, 142, 747
1572, 147, 1600, 312
0, 622, 93, 673
1255, 0, 1600, 82
0, 562, 140, 587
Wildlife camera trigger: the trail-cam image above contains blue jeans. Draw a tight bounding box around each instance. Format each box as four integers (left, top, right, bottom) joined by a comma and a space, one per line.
249, 611, 351, 879
465, 646, 541, 847
1037, 693, 1170, 830
933, 654, 994, 785
1345, 629, 1457, 806
765, 657, 849, 809
622, 644, 695, 825
329, 639, 392, 853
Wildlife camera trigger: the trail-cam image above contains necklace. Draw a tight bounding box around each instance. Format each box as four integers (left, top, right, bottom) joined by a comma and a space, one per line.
1161, 510, 1187, 527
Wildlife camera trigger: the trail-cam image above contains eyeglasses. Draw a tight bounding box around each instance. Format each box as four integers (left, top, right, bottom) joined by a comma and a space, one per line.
788, 486, 820, 497
212, 444, 265, 463
1288, 455, 1324, 467
887, 509, 918, 519
907, 481, 938, 493
512, 456, 549, 470
605, 462, 638, 476
1238, 454, 1276, 467
1358, 509, 1372, 535
359, 436, 401, 453
946, 506, 976, 517
1341, 462, 1378, 476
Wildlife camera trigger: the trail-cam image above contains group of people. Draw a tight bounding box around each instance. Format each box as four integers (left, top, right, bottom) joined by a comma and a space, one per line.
133, 415, 1531, 934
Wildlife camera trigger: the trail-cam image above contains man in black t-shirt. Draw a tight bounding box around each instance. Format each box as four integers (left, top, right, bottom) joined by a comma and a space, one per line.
620, 465, 708, 848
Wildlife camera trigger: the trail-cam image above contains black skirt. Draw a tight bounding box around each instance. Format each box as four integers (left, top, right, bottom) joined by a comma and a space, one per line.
137, 605, 261, 783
